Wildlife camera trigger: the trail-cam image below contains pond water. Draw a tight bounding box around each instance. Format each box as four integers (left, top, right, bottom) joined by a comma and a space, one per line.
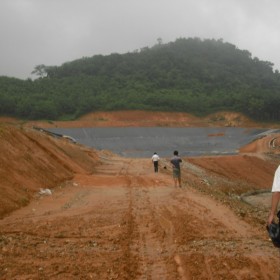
47, 127, 278, 158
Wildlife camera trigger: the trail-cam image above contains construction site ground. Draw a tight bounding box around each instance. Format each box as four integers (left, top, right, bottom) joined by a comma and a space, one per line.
1, 111, 280, 279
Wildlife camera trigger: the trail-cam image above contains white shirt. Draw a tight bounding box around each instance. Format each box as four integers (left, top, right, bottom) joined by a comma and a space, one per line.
152, 154, 160, 162
272, 165, 280, 192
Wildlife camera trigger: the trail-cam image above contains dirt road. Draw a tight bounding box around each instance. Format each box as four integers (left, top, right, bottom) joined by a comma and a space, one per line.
1, 153, 280, 279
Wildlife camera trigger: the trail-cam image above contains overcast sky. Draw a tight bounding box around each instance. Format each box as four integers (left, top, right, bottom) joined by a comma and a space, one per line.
1, 0, 279, 79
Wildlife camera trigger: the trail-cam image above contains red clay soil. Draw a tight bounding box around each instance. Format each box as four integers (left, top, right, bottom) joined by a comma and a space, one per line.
22, 110, 277, 128
1, 111, 280, 279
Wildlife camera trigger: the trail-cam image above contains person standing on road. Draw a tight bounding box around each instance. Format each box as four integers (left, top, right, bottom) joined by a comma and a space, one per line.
170, 150, 182, 188
151, 152, 160, 173
267, 164, 280, 225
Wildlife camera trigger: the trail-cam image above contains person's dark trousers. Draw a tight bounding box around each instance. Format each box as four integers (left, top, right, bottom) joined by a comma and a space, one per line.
153, 161, 158, 172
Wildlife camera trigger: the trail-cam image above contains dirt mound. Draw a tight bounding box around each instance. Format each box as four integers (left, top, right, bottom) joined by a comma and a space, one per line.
240, 134, 280, 154
0, 124, 99, 218
188, 154, 277, 192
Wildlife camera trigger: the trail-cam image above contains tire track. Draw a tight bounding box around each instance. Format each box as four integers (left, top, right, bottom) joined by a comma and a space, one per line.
129, 183, 174, 279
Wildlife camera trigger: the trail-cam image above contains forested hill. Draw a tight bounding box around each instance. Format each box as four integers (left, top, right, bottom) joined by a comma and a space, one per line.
1, 37, 280, 121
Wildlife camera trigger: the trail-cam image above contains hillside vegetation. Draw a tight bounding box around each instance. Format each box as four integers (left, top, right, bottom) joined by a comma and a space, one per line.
1, 38, 280, 121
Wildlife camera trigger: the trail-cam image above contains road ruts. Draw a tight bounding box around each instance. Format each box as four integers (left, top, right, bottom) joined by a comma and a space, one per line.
126, 181, 178, 279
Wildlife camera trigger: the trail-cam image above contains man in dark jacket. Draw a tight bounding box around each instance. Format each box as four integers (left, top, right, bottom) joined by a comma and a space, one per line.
170, 150, 182, 188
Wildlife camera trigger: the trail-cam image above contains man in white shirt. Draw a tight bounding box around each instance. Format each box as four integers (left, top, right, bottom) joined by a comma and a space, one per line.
268, 165, 280, 225
151, 152, 160, 173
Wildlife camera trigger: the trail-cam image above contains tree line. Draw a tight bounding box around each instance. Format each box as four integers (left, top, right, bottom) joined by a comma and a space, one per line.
0, 37, 280, 121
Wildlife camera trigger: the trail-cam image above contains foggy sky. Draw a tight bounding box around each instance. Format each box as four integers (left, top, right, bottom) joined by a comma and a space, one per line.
1, 0, 279, 79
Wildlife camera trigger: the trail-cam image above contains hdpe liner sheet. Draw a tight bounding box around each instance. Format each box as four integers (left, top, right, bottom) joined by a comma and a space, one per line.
47, 127, 270, 158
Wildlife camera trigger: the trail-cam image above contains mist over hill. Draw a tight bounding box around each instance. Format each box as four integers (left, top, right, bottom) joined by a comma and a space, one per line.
1, 38, 280, 121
